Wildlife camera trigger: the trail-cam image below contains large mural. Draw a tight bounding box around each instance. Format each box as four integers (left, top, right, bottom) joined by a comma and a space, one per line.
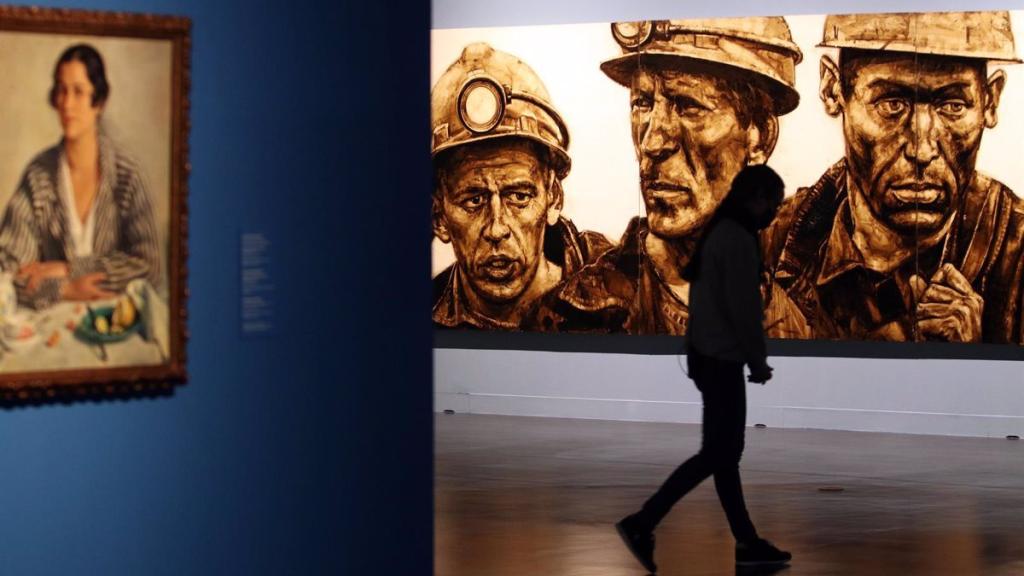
431, 11, 1024, 345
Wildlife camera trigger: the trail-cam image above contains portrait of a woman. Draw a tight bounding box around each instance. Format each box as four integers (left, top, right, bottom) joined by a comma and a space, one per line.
0, 43, 160, 310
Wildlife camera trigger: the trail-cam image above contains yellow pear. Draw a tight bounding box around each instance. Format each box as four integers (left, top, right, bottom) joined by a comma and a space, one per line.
112, 295, 138, 328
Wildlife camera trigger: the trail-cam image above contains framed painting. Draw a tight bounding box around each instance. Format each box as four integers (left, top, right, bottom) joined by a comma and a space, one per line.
0, 6, 190, 400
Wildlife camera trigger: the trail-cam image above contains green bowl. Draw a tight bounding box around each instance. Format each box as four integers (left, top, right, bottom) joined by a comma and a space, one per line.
74, 306, 142, 344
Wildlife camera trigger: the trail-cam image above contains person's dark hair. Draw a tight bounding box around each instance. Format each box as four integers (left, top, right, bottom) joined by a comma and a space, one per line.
49, 44, 109, 108
715, 164, 784, 227
682, 164, 784, 281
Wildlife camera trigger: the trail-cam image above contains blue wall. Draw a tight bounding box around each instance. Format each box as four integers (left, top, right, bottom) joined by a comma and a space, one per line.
0, 1, 432, 574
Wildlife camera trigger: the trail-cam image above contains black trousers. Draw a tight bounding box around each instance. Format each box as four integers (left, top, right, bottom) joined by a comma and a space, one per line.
634, 349, 759, 543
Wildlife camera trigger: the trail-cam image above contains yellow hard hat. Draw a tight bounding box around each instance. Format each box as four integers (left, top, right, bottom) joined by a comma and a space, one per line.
601, 18, 803, 115
431, 43, 570, 178
820, 11, 1020, 62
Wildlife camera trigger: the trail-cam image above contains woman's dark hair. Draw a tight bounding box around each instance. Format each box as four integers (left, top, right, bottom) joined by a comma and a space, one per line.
681, 164, 784, 282
49, 44, 109, 108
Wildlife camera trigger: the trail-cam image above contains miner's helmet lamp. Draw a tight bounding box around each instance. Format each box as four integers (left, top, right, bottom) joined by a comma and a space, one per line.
610, 21, 654, 50
457, 73, 569, 150
432, 43, 571, 178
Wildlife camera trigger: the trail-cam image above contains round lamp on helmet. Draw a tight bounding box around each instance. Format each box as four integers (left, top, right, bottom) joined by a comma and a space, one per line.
458, 76, 505, 134
611, 21, 654, 49
431, 43, 572, 178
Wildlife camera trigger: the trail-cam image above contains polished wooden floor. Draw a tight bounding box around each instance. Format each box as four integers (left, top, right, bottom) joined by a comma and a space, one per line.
435, 413, 1024, 576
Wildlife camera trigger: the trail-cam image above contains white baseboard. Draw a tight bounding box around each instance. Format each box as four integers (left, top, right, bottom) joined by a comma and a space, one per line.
434, 392, 1024, 439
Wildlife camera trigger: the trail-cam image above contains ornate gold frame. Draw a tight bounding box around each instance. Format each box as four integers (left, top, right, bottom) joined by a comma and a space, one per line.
0, 6, 190, 401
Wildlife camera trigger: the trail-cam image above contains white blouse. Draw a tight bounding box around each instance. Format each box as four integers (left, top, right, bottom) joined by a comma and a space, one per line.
59, 153, 97, 258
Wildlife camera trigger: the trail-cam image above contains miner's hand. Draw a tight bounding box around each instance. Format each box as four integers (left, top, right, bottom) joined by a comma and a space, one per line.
911, 263, 984, 343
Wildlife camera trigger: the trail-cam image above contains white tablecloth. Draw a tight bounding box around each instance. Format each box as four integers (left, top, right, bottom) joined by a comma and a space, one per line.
0, 281, 170, 373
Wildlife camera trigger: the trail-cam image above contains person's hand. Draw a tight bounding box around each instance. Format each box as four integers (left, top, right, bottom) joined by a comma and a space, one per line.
61, 273, 116, 301
17, 261, 69, 292
910, 263, 983, 343
748, 363, 773, 384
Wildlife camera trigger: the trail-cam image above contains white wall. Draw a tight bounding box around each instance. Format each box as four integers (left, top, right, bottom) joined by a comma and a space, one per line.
433, 0, 1024, 438
436, 350, 1024, 437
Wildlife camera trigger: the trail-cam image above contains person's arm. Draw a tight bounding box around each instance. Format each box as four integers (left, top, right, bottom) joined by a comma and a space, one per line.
0, 183, 63, 310
71, 164, 161, 293
717, 224, 769, 372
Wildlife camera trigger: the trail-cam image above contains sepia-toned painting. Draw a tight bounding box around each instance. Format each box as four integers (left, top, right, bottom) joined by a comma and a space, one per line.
0, 7, 189, 399
431, 10, 1024, 346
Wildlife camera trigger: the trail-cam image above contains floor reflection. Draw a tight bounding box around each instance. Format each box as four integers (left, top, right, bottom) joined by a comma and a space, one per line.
736, 564, 790, 576
436, 414, 1024, 576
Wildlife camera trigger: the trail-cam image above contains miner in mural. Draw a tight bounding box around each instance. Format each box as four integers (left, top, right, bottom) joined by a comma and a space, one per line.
765, 11, 1024, 343
529, 18, 810, 337
431, 43, 612, 330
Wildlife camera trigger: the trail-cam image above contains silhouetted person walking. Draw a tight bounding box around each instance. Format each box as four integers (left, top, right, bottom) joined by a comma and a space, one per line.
616, 165, 792, 573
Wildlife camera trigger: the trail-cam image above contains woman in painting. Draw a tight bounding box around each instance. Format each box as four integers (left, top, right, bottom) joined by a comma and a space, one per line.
0, 43, 160, 309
